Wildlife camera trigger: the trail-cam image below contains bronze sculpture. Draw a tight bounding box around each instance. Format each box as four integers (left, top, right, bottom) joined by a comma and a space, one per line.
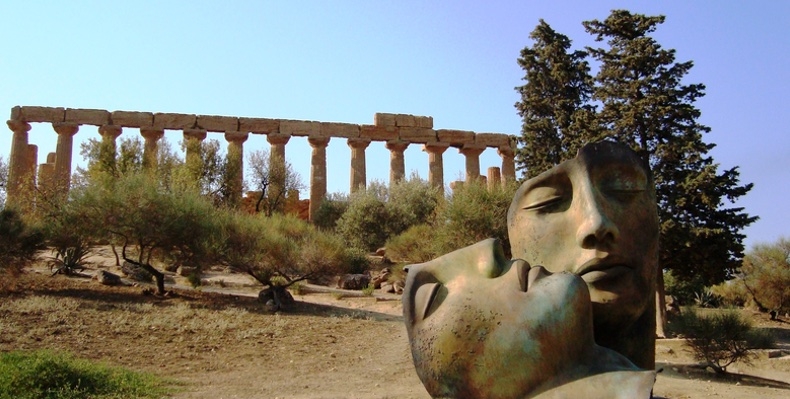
404, 141, 658, 398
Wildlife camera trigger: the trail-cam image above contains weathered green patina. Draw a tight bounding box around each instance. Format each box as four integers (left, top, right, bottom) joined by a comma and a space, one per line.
404, 141, 658, 398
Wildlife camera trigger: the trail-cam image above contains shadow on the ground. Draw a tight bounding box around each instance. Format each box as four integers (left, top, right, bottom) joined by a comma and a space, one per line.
656, 361, 790, 390
4, 271, 403, 323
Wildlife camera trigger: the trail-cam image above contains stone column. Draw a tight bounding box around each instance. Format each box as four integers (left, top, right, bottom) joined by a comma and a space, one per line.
5, 120, 31, 206
487, 166, 501, 191
53, 122, 79, 196
224, 131, 249, 207
266, 133, 292, 206
423, 142, 449, 192
308, 136, 330, 221
38, 152, 56, 195
385, 140, 409, 185
140, 127, 164, 170
26, 145, 38, 189
98, 125, 122, 172
267, 133, 291, 164
347, 138, 371, 193
183, 129, 207, 183
459, 144, 486, 183
498, 145, 516, 186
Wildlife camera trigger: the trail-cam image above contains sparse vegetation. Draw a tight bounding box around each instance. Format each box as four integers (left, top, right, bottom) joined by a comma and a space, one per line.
674, 309, 774, 374
0, 208, 44, 276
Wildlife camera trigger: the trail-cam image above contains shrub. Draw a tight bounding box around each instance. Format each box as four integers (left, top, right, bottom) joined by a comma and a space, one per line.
385, 224, 440, 263
711, 280, 750, 308
665, 270, 709, 305
739, 238, 790, 313
312, 192, 349, 231
674, 309, 774, 374
0, 350, 171, 399
335, 183, 391, 251
434, 180, 517, 257
0, 208, 44, 275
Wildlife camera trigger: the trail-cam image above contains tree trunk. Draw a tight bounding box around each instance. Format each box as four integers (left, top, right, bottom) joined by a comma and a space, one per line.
123, 256, 165, 295
110, 244, 121, 266
656, 268, 667, 338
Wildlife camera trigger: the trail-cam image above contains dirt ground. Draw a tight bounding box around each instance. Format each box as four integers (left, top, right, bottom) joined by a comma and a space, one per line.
1, 257, 789, 399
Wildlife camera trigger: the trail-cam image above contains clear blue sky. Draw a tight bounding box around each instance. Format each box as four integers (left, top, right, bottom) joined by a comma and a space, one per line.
1, 1, 787, 250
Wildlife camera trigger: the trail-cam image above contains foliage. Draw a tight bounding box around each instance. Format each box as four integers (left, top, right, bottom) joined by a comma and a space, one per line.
434, 180, 517, 257
336, 177, 441, 252
514, 10, 756, 290
738, 238, 790, 313
664, 270, 708, 305
0, 350, 172, 399
336, 181, 392, 251
515, 19, 596, 179
693, 289, 720, 309
221, 212, 359, 292
72, 172, 223, 294
0, 208, 44, 275
313, 192, 349, 231
362, 283, 375, 296
710, 280, 750, 308
246, 149, 305, 216
0, 155, 7, 208
385, 224, 440, 263
674, 309, 773, 374
39, 190, 99, 276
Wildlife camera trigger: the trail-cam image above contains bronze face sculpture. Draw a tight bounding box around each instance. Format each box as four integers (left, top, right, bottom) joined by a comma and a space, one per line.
404, 141, 658, 398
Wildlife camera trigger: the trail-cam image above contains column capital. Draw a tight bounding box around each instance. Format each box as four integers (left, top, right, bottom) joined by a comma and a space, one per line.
266, 133, 291, 145
459, 144, 487, 156
423, 142, 450, 154
385, 140, 409, 152
98, 125, 122, 139
308, 135, 330, 148
347, 137, 371, 149
183, 129, 207, 141
52, 122, 79, 136
225, 131, 249, 144
497, 146, 515, 158
7, 120, 31, 133
140, 127, 165, 140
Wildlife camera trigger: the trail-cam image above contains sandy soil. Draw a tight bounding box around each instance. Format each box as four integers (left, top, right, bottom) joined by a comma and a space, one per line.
1, 257, 788, 399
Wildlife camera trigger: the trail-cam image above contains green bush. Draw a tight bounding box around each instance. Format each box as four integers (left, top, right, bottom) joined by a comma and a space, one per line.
434, 180, 517, 257
312, 192, 349, 231
0, 208, 44, 275
0, 350, 171, 399
385, 224, 440, 263
674, 309, 774, 374
710, 280, 750, 308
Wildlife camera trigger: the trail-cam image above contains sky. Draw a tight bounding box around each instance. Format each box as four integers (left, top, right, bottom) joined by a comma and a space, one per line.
1, 1, 787, 250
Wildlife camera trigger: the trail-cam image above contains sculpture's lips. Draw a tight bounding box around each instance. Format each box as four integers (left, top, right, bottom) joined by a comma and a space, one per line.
576, 257, 632, 284
516, 260, 545, 292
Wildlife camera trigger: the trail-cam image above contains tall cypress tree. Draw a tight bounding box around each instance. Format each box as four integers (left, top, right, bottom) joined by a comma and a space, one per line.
514, 20, 596, 179
583, 10, 756, 287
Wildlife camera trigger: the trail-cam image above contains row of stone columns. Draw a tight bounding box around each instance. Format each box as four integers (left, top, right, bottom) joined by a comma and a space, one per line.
5, 120, 517, 221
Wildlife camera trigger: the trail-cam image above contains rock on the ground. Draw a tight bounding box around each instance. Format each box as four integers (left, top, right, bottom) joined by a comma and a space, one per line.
121, 261, 153, 282
94, 270, 122, 286
337, 274, 371, 290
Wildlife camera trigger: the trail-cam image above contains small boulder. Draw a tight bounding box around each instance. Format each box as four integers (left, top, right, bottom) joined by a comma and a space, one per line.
380, 282, 394, 294
94, 270, 122, 286
375, 247, 387, 257
393, 280, 404, 295
337, 274, 371, 290
121, 261, 153, 282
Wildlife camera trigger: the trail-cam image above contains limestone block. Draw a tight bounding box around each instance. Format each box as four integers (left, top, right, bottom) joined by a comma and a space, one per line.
475, 133, 510, 147
394, 114, 416, 127
437, 129, 475, 146
111, 111, 153, 127
320, 122, 359, 138
415, 115, 434, 128
65, 108, 110, 126
16, 106, 65, 123
281, 120, 321, 137
153, 113, 196, 130
399, 127, 437, 143
238, 117, 279, 134
360, 125, 398, 141
374, 113, 397, 127
197, 114, 239, 132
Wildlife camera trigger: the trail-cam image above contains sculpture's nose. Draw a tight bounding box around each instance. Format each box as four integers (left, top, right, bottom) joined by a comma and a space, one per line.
575, 188, 619, 249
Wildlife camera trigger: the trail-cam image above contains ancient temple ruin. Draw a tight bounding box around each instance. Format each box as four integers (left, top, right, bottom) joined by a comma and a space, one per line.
5, 106, 517, 220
